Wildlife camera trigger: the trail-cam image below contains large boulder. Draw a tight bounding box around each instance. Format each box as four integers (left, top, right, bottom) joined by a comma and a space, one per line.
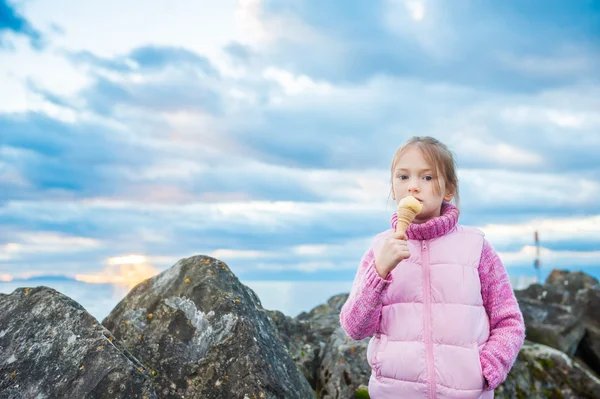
265, 293, 350, 390
497, 341, 600, 399
0, 287, 157, 399
296, 294, 349, 345
264, 309, 318, 388
316, 327, 370, 399
516, 269, 600, 377
102, 255, 315, 399
578, 288, 600, 374
515, 280, 587, 357
545, 270, 600, 374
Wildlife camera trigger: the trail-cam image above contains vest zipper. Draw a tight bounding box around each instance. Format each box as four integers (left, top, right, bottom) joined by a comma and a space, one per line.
422, 240, 436, 399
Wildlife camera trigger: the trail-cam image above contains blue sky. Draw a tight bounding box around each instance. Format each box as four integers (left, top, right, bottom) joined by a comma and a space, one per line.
1, 0, 599, 289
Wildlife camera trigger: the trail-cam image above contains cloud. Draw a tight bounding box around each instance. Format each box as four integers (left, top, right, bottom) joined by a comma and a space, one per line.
479, 215, 600, 249
67, 46, 219, 76
0, 0, 43, 50
0, 0, 598, 285
0, 112, 154, 199
499, 246, 600, 268
246, 0, 599, 90
75, 254, 160, 288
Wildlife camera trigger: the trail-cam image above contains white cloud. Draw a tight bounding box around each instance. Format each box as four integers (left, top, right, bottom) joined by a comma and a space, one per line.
257, 261, 337, 272
76, 255, 160, 288
235, 0, 271, 44
501, 106, 600, 130
450, 135, 543, 167
496, 52, 595, 77
0, 38, 90, 113
209, 249, 271, 259
460, 169, 599, 209
0, 160, 30, 187
263, 67, 332, 95
22, 0, 241, 59
382, 0, 454, 59
499, 245, 600, 268
479, 215, 600, 246
1, 0, 599, 285
0, 233, 101, 261
234, 0, 325, 46
405, 0, 426, 21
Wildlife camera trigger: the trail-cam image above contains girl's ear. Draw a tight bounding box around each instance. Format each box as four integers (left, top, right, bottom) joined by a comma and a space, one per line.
444, 188, 454, 202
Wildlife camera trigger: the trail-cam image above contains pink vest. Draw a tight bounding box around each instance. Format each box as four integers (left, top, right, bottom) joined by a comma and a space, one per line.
367, 225, 493, 399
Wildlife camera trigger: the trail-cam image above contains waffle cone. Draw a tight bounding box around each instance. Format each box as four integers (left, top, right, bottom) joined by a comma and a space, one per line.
396, 207, 418, 233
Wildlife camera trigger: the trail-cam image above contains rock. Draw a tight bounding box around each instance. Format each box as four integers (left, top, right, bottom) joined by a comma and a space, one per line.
316, 327, 370, 399
102, 255, 315, 399
515, 269, 600, 377
266, 294, 349, 389
266, 293, 373, 397
515, 282, 587, 357
545, 270, 600, 375
297, 294, 348, 341
496, 341, 600, 399
0, 287, 157, 399
577, 286, 600, 375
264, 309, 319, 388
545, 270, 599, 293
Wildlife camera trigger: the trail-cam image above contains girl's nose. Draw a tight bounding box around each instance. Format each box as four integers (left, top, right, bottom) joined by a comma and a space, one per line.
408, 181, 420, 193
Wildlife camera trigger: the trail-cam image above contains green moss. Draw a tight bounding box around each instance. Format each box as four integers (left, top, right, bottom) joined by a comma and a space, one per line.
542, 388, 564, 399
537, 358, 555, 369
516, 384, 528, 399
531, 364, 547, 380
355, 388, 370, 399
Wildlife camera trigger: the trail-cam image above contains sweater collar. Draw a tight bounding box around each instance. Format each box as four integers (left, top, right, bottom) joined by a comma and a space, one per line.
390, 201, 459, 240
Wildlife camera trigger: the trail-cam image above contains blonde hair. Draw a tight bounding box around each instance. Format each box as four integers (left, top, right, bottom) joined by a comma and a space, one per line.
390, 136, 460, 207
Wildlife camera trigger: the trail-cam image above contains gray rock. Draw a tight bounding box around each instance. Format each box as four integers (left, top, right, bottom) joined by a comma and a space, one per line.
0, 287, 157, 399
545, 270, 600, 375
515, 269, 600, 378
102, 255, 315, 399
264, 309, 319, 388
496, 341, 600, 399
297, 294, 349, 342
545, 270, 599, 293
316, 327, 370, 399
515, 282, 587, 357
578, 288, 600, 374
265, 294, 350, 389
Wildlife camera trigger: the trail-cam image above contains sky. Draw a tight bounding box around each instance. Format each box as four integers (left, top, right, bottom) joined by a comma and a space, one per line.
1, 0, 599, 298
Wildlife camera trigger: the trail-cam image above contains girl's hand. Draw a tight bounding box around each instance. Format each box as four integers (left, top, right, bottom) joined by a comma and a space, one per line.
374, 232, 410, 278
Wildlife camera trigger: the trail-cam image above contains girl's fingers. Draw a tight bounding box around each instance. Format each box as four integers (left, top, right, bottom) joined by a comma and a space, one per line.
392, 231, 408, 240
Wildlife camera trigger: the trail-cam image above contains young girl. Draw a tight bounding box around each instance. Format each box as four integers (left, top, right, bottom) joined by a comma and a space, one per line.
340, 136, 525, 399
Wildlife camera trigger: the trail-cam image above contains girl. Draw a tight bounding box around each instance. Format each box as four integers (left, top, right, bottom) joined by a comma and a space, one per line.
339, 136, 525, 399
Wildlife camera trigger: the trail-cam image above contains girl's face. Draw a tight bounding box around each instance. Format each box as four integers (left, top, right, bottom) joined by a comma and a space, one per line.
392, 146, 453, 224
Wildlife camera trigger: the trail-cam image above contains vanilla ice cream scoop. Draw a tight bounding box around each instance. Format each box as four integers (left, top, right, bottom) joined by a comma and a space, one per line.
396, 196, 423, 233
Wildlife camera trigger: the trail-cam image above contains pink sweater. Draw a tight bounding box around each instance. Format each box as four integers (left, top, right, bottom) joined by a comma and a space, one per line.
339, 203, 525, 391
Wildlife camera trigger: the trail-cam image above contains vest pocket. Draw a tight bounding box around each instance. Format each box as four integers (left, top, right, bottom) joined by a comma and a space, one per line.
473, 342, 485, 389
371, 334, 388, 377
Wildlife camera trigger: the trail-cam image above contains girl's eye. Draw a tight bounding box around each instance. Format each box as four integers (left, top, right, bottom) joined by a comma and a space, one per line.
398, 175, 408, 180
423, 175, 433, 181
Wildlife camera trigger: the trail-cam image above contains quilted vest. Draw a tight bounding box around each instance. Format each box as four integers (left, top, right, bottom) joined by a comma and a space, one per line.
366, 225, 493, 399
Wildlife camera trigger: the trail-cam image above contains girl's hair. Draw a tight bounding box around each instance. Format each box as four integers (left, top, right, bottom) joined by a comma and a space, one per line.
390, 136, 460, 207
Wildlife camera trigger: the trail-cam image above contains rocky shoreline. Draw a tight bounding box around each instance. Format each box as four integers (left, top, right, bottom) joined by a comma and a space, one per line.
1, 255, 599, 398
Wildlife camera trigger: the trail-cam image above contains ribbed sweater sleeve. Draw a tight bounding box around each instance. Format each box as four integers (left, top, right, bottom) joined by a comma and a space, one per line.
339, 248, 392, 340
478, 239, 526, 390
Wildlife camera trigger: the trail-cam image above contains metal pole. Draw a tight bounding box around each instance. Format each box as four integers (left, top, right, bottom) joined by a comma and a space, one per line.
534, 231, 541, 283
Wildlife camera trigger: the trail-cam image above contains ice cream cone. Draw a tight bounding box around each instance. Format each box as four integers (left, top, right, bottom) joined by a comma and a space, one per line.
396, 208, 418, 234
396, 196, 423, 233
